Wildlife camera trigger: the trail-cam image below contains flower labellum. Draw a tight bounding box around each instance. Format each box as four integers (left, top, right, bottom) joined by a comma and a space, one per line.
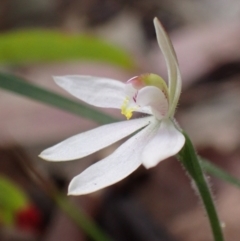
121, 73, 169, 120
39, 17, 185, 195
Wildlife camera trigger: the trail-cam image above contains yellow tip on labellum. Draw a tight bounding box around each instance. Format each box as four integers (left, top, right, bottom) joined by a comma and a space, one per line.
121, 97, 134, 120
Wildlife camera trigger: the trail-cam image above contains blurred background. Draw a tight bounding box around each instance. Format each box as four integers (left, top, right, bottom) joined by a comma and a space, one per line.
1, 0, 240, 240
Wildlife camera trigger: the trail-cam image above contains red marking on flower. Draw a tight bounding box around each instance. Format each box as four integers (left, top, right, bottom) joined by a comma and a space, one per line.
127, 76, 144, 90
133, 91, 138, 103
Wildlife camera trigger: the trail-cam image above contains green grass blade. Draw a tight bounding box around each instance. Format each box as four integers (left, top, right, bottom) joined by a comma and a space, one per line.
201, 158, 240, 188
0, 73, 118, 124
55, 193, 111, 241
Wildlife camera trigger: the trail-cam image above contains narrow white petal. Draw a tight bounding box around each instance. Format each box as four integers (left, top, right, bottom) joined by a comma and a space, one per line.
137, 86, 168, 119
142, 119, 185, 168
39, 116, 152, 161
68, 117, 158, 195
54, 75, 125, 109
153, 18, 181, 116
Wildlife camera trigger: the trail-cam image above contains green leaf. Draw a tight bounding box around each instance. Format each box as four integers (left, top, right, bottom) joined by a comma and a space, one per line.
0, 176, 28, 225
0, 30, 134, 69
0, 73, 118, 125
201, 158, 240, 189
0, 176, 28, 211
178, 132, 224, 241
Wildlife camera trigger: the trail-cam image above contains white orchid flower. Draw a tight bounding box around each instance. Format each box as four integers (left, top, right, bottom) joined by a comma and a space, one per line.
39, 17, 185, 195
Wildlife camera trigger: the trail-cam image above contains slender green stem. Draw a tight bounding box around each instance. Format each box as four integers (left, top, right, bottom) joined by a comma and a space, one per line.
178, 131, 224, 241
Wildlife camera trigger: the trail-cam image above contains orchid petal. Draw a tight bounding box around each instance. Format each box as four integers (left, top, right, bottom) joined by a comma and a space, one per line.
39, 116, 152, 161
137, 86, 168, 119
54, 75, 125, 109
68, 118, 158, 195
142, 119, 185, 168
153, 18, 181, 116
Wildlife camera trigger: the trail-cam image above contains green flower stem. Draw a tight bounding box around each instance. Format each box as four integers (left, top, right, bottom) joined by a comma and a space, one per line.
178, 131, 224, 241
